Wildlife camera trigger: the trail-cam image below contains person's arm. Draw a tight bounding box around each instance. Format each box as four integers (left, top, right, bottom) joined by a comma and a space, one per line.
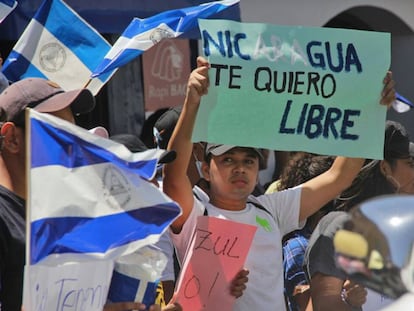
310, 273, 365, 311
299, 71, 395, 222
163, 57, 210, 233
293, 287, 312, 311
284, 236, 312, 311
299, 156, 364, 221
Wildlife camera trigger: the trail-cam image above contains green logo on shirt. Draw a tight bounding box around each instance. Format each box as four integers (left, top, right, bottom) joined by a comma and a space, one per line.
256, 216, 272, 232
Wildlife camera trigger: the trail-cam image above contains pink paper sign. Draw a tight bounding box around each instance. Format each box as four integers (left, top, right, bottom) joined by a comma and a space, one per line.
174, 216, 257, 311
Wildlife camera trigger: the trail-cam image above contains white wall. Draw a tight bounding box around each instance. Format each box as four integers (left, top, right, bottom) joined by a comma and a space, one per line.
240, 0, 414, 31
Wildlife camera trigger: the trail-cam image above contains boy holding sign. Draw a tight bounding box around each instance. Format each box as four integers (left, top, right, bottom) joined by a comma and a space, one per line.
163, 56, 395, 311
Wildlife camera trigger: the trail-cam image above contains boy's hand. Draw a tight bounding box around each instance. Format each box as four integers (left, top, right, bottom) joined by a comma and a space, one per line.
381, 71, 396, 107
230, 268, 249, 298
186, 56, 210, 105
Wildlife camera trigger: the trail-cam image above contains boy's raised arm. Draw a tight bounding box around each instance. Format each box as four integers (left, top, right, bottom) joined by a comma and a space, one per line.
163, 57, 210, 233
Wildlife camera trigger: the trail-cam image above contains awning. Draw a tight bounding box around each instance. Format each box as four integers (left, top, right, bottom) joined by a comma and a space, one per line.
0, 0, 241, 40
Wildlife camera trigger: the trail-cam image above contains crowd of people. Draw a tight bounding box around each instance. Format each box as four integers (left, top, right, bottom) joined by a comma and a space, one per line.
0, 51, 413, 311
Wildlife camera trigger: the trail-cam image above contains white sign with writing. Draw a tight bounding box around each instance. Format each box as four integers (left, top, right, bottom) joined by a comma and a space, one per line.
23, 260, 113, 311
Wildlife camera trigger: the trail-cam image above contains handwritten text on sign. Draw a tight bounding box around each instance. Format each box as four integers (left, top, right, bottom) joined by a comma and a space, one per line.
174, 216, 257, 311
192, 19, 390, 159
23, 260, 113, 311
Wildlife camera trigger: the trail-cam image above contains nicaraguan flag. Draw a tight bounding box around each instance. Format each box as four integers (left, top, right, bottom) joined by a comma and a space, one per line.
392, 92, 413, 113
28, 110, 181, 265
91, 0, 239, 77
107, 247, 167, 307
2, 0, 115, 95
109, 270, 159, 307
0, 0, 16, 23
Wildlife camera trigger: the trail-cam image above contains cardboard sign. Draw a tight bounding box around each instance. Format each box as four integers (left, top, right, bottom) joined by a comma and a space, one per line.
23, 260, 113, 311
193, 19, 391, 159
174, 216, 257, 311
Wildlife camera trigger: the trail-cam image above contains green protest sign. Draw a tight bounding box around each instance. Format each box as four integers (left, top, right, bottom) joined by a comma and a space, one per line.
192, 19, 390, 159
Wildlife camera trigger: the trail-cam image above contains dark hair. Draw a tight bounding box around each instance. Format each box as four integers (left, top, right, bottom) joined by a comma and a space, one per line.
278, 153, 336, 239
335, 159, 397, 212
278, 152, 334, 190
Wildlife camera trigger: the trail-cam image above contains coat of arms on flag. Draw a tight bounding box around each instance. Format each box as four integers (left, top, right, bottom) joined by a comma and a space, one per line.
23, 110, 181, 310
2, 0, 115, 95
92, 0, 240, 77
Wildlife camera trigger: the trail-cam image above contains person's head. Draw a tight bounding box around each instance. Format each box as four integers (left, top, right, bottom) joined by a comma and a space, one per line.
277, 152, 334, 190
140, 107, 169, 148
334, 195, 414, 299
201, 144, 264, 203
0, 77, 94, 125
336, 120, 414, 211
111, 133, 151, 153
153, 106, 205, 186
0, 77, 95, 196
278, 152, 335, 233
0, 77, 95, 149
380, 120, 414, 193
153, 106, 182, 150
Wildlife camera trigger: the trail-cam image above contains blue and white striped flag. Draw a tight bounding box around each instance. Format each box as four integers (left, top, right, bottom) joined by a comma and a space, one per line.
28, 110, 181, 265
0, 0, 16, 23
392, 92, 413, 113
91, 0, 239, 78
2, 0, 115, 95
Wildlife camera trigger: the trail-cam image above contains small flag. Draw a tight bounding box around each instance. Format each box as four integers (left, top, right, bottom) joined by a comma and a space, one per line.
0, 0, 17, 23
392, 92, 413, 113
28, 109, 181, 265
2, 0, 115, 95
108, 247, 167, 307
91, 0, 239, 77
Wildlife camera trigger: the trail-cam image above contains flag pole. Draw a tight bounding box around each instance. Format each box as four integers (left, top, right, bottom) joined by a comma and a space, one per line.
83, 78, 92, 89
25, 108, 31, 267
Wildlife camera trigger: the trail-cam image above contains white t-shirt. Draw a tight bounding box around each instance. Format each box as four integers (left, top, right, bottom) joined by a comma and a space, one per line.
171, 186, 302, 311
